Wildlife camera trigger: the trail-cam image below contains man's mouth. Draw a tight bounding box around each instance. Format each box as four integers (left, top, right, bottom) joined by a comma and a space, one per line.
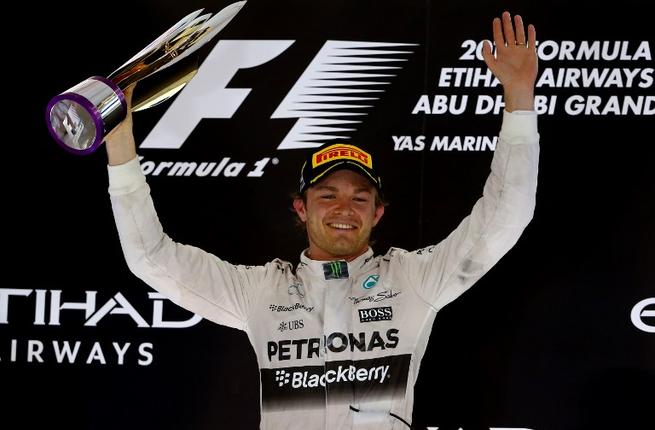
327, 223, 356, 230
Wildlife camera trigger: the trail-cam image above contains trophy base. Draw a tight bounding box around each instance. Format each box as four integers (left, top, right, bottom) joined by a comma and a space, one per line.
46, 76, 126, 155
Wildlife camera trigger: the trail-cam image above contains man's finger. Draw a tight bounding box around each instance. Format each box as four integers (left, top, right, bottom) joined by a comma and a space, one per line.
501, 11, 516, 46
528, 24, 537, 48
481, 40, 495, 66
514, 15, 526, 45
492, 17, 504, 49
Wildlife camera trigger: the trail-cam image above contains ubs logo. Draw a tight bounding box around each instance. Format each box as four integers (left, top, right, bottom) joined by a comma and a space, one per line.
278, 319, 304, 333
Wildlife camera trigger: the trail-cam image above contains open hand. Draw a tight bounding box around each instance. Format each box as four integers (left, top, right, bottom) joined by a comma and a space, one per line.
482, 12, 538, 111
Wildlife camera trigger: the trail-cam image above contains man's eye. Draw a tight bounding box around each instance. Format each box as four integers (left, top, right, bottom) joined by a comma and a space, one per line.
321, 195, 335, 199
353, 197, 368, 202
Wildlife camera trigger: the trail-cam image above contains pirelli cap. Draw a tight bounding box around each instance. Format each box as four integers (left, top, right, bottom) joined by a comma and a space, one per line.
299, 143, 382, 194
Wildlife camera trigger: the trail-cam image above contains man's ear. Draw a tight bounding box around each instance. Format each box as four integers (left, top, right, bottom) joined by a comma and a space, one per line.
293, 198, 307, 222
372, 204, 385, 227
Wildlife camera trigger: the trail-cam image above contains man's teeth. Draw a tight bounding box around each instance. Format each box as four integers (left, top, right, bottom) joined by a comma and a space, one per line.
329, 223, 355, 229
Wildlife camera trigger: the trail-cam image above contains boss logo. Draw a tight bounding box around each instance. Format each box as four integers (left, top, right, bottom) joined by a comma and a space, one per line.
358, 307, 393, 323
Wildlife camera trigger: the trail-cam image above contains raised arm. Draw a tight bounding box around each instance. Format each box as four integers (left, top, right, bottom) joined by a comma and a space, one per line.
104, 85, 269, 330
395, 12, 540, 310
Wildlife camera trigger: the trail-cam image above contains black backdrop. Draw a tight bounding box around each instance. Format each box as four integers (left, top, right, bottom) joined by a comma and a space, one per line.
3, 1, 654, 429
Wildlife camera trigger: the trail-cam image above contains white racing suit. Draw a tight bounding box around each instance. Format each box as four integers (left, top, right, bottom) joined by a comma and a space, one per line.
108, 111, 539, 429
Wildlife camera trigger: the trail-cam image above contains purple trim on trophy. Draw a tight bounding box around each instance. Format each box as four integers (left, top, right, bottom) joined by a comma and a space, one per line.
90, 76, 127, 113
45, 93, 104, 156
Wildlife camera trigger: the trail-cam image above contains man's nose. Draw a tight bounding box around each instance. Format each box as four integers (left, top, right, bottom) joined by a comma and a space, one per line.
333, 197, 354, 215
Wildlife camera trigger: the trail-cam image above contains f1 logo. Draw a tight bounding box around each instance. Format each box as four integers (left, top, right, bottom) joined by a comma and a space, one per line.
140, 40, 294, 151
140, 40, 415, 151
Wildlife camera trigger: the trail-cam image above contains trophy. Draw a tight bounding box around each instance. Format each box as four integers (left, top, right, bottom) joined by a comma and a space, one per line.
46, 1, 246, 155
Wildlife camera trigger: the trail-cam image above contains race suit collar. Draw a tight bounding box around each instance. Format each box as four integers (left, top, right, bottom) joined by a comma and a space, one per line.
299, 247, 375, 280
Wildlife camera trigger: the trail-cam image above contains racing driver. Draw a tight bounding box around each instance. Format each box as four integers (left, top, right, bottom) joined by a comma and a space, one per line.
105, 11, 539, 430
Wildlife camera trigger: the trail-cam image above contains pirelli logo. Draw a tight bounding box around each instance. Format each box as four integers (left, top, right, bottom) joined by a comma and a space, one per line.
312, 144, 372, 168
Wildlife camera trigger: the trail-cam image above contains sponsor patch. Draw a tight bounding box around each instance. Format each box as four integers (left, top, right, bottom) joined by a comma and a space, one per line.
267, 328, 399, 361
358, 306, 393, 323
269, 303, 314, 313
349, 289, 401, 305
261, 354, 411, 410
312, 144, 373, 168
323, 261, 349, 280
277, 318, 304, 332
362, 274, 379, 289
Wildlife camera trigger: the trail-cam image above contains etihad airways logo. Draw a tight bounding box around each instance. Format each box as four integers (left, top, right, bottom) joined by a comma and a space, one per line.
0, 288, 201, 328
139, 40, 416, 152
631, 297, 655, 333
0, 288, 201, 366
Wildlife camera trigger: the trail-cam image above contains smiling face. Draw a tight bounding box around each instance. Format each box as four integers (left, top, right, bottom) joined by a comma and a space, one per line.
293, 169, 385, 261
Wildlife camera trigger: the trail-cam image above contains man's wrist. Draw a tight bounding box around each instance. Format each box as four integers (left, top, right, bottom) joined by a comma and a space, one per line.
107, 156, 146, 195
500, 110, 538, 143
503, 85, 535, 112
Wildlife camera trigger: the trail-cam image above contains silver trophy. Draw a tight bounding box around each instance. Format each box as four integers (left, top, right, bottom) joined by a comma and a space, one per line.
46, 1, 246, 155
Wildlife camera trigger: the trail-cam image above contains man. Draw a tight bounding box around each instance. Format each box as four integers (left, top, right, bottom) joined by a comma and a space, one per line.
105, 11, 539, 430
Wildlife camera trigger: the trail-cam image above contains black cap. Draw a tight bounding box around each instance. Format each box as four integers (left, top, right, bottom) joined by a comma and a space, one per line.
298, 143, 382, 194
